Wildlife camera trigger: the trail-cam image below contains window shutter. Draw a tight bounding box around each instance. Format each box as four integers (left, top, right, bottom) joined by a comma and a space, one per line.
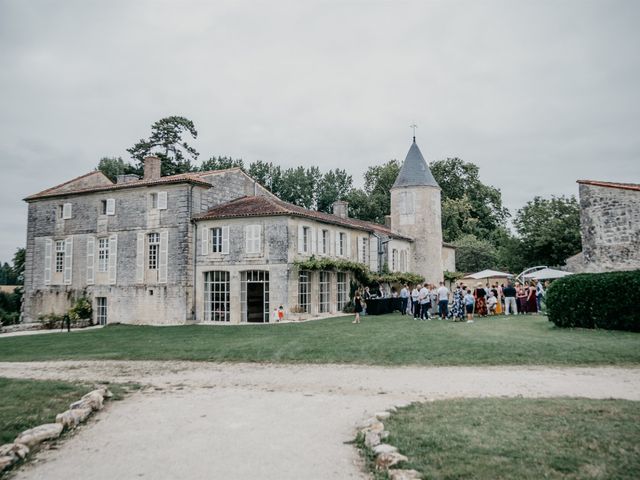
158, 192, 167, 210
201, 225, 208, 256
254, 225, 263, 254
310, 227, 316, 254
345, 233, 351, 259
136, 232, 145, 284
369, 237, 378, 271
108, 234, 118, 284
159, 231, 168, 283
297, 225, 304, 253
44, 238, 52, 285
222, 226, 229, 254
106, 198, 116, 215
245, 225, 251, 253
357, 236, 363, 262
63, 237, 73, 285
86, 236, 95, 285
62, 203, 72, 219
335, 231, 340, 257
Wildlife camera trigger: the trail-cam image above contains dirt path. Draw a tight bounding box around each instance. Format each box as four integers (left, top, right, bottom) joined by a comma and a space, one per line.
2, 361, 640, 480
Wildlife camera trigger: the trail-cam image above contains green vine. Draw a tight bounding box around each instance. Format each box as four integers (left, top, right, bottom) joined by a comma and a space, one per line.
294, 257, 424, 287
443, 270, 465, 282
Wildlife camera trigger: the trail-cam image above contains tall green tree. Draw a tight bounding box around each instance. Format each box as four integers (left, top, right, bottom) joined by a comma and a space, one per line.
127, 116, 199, 176
248, 161, 283, 194
430, 157, 508, 242
347, 160, 400, 224
316, 169, 353, 213
200, 156, 244, 171
514, 195, 581, 267
12, 248, 25, 285
97, 157, 140, 181
452, 234, 499, 272
277, 166, 321, 209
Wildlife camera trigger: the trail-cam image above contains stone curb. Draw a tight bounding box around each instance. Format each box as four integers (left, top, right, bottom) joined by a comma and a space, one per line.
0, 385, 113, 475
357, 403, 422, 480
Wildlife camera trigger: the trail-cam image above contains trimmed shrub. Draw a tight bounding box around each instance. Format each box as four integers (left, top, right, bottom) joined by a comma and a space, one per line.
546, 270, 640, 332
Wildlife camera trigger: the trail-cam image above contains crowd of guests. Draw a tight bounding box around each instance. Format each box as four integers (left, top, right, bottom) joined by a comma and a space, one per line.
393, 279, 548, 323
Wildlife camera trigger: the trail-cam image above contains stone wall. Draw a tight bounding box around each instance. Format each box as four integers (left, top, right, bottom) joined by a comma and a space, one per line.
575, 183, 640, 272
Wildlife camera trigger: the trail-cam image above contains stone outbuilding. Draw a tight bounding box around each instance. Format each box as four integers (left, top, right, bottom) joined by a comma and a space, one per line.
21, 140, 454, 325
565, 180, 640, 273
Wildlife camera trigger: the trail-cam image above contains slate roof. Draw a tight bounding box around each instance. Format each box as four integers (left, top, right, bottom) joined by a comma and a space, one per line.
577, 180, 640, 192
195, 195, 413, 241
24, 168, 244, 201
392, 140, 439, 188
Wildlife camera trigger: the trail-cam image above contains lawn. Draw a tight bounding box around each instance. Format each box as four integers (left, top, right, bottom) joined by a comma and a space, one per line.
0, 314, 638, 365
373, 398, 640, 479
0, 377, 91, 444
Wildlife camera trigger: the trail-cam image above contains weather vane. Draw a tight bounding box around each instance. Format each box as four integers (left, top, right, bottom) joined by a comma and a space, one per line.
410, 123, 417, 141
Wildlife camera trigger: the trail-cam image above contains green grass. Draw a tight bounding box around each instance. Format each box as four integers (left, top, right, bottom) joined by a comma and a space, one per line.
0, 315, 639, 365
0, 377, 91, 444
378, 398, 640, 479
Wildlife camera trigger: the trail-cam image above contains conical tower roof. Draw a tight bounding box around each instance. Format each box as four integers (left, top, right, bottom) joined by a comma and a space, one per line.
392, 139, 439, 188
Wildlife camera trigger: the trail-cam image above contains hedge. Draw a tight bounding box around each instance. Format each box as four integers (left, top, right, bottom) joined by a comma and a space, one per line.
546, 270, 640, 332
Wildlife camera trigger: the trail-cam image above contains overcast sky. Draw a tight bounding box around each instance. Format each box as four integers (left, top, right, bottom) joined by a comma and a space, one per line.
1, 0, 638, 262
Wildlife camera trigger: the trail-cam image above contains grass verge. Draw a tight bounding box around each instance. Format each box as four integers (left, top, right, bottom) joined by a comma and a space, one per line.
379, 398, 640, 479
0, 315, 639, 365
0, 377, 137, 445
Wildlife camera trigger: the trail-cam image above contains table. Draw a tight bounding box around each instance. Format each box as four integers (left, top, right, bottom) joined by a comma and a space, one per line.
364, 297, 403, 315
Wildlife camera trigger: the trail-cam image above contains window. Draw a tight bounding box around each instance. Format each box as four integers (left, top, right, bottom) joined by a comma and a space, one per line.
339, 232, 345, 256
57, 205, 64, 218
148, 233, 160, 269
204, 271, 230, 322
98, 238, 109, 273
392, 249, 398, 271
150, 193, 158, 209
298, 271, 311, 313
101, 199, 115, 215
360, 237, 368, 263
55, 240, 65, 273
322, 230, 329, 255
303, 226, 310, 253
319, 271, 331, 313
245, 225, 262, 254
337, 272, 348, 311
96, 297, 107, 325
210, 227, 223, 253
62, 203, 72, 219
400, 250, 407, 272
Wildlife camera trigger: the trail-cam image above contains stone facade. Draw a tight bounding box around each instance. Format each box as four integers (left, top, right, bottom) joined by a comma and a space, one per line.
566, 181, 640, 273
22, 141, 453, 326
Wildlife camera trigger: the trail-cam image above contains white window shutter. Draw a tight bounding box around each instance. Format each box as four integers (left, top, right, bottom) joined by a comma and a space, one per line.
255, 225, 263, 254
357, 236, 363, 262
158, 191, 167, 210
136, 232, 145, 284
297, 225, 304, 253
222, 226, 229, 254
44, 238, 52, 285
62, 203, 72, 219
108, 234, 117, 284
369, 237, 378, 270
335, 231, 340, 257
346, 233, 351, 259
159, 231, 168, 283
245, 225, 251, 253
310, 227, 316, 254
86, 236, 95, 285
106, 198, 116, 215
63, 237, 73, 284
201, 225, 208, 256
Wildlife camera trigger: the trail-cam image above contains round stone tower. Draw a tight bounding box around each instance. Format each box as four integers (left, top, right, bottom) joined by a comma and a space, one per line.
390, 138, 443, 283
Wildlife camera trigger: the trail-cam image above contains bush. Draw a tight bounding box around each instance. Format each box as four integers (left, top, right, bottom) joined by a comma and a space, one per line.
546, 270, 640, 332
68, 297, 92, 322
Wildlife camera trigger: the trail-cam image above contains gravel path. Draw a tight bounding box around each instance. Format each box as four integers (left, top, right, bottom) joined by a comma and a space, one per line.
2, 361, 639, 480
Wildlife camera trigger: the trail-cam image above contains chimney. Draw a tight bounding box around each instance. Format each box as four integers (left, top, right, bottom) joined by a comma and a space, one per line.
332, 200, 349, 218
143, 156, 161, 181
384, 215, 391, 228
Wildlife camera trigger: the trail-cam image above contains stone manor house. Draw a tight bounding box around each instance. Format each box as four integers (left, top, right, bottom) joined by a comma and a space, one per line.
22, 140, 455, 325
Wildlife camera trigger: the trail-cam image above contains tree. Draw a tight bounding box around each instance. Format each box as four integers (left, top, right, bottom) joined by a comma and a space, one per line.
452, 234, 499, 272
430, 158, 508, 241
347, 160, 400, 224
277, 166, 321, 209
127, 116, 199, 176
97, 157, 140, 182
200, 156, 245, 171
513, 195, 581, 267
316, 169, 353, 213
248, 161, 280, 191
12, 248, 25, 285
